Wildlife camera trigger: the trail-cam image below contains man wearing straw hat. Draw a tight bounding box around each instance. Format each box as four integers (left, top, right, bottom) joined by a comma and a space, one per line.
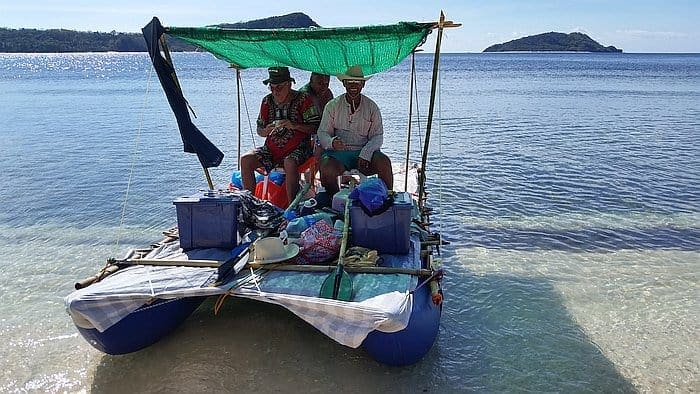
317, 65, 393, 197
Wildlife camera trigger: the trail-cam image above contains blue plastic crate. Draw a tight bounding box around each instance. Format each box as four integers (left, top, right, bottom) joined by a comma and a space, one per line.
173, 191, 240, 250
350, 192, 412, 254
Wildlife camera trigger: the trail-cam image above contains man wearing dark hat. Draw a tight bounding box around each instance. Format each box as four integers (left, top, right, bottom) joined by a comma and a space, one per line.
317, 65, 393, 196
240, 66, 320, 205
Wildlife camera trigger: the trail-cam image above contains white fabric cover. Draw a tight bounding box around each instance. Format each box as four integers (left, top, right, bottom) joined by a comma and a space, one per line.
65, 238, 420, 348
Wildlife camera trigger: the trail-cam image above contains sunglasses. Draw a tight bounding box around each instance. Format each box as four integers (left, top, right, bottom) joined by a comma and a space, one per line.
344, 80, 364, 86
269, 82, 289, 90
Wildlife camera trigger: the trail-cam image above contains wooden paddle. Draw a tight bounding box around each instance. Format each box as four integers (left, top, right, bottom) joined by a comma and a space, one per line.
319, 194, 353, 300
220, 181, 308, 283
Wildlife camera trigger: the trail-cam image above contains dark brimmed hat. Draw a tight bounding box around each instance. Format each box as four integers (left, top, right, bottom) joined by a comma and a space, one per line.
263, 66, 295, 85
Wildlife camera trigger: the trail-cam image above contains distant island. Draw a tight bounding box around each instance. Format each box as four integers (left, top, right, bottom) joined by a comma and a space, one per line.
483, 32, 622, 53
0, 12, 318, 53
214, 12, 319, 29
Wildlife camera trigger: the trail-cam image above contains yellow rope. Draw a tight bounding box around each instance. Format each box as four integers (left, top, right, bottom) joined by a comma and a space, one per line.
213, 293, 229, 315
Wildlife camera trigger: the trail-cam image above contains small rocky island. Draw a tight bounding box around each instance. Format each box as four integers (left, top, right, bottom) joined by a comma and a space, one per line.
483, 32, 622, 53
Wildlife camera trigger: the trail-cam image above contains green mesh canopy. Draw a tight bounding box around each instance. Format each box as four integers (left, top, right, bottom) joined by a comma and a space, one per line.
166, 22, 434, 75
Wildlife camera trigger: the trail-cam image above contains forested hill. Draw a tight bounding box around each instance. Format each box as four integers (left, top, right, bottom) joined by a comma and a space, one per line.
0, 12, 319, 53
215, 12, 319, 29
483, 32, 622, 52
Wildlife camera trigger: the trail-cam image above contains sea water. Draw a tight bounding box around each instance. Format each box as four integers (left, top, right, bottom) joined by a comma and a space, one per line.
0, 52, 698, 392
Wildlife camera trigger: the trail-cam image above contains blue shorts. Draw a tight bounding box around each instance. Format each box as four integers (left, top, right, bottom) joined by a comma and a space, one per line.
322, 150, 362, 170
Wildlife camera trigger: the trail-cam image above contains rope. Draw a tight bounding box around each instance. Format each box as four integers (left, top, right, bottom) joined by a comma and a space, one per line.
214, 267, 261, 315
413, 68, 423, 159
146, 266, 156, 297
250, 266, 263, 293
113, 60, 153, 255
214, 292, 228, 315
238, 72, 258, 149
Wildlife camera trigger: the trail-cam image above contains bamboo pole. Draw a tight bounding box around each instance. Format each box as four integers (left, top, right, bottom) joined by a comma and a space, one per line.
236, 68, 242, 170
247, 264, 433, 276
417, 11, 460, 217
74, 265, 120, 289
204, 169, 214, 190
418, 12, 445, 214
403, 50, 417, 191
114, 258, 433, 276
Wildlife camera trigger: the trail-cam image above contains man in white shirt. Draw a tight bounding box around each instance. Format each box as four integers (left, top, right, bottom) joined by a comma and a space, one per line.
317, 65, 393, 196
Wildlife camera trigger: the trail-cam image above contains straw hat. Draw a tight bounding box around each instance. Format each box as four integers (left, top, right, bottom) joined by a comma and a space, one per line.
336, 65, 372, 82
253, 237, 300, 264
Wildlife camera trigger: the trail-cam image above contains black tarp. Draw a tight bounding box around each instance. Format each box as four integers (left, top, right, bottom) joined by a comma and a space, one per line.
142, 17, 224, 168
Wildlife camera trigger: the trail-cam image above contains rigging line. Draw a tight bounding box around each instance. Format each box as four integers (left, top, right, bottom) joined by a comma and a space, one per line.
239, 72, 257, 149
114, 60, 153, 254
413, 68, 423, 163
147, 266, 156, 297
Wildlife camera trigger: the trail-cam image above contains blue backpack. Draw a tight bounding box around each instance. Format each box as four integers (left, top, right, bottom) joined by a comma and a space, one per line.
348, 178, 393, 216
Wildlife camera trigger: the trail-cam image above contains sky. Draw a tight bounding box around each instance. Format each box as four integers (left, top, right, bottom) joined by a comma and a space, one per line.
1, 0, 698, 53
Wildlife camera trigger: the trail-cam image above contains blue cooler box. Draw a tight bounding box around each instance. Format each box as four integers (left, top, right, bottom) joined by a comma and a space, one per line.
173, 191, 240, 250
350, 192, 412, 254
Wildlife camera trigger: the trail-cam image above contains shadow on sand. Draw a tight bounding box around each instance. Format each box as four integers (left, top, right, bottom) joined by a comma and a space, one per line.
437, 266, 637, 392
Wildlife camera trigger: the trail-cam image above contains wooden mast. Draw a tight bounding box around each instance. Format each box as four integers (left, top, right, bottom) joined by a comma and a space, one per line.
418, 11, 460, 217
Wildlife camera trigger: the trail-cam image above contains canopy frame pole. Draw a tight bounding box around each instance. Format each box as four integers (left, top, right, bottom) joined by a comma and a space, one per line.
236, 67, 242, 170
403, 50, 417, 191
418, 11, 460, 217
204, 169, 214, 190
418, 12, 446, 214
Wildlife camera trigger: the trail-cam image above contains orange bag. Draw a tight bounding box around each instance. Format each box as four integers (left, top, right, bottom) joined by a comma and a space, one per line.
254, 179, 289, 209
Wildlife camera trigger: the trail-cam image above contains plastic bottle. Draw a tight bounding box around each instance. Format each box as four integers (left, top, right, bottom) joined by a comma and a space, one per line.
285, 212, 333, 238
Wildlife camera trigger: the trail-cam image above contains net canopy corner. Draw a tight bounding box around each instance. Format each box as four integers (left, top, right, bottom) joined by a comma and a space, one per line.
164, 22, 435, 75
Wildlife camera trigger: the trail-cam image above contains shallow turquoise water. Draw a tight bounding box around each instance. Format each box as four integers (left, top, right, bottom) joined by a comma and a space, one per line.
0, 52, 698, 392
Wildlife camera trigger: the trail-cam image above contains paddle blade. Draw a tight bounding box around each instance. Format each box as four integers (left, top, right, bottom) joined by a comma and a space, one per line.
216, 242, 251, 284
319, 269, 353, 301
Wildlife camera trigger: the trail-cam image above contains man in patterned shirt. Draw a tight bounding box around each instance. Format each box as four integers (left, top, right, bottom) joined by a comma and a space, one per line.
240, 66, 320, 204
